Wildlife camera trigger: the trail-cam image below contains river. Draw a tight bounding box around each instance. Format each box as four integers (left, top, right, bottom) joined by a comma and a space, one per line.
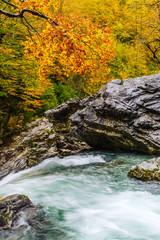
0, 151, 160, 240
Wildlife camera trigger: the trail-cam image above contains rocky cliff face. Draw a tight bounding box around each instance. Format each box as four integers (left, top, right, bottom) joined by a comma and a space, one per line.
0, 118, 56, 180
68, 74, 160, 154
0, 73, 160, 181
0, 115, 89, 180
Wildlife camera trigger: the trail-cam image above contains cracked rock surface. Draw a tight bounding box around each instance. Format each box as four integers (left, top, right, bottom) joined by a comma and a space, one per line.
0, 73, 160, 181
69, 74, 160, 154
0, 115, 90, 180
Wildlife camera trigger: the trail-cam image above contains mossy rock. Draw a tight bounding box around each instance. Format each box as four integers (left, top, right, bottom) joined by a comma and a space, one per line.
128, 157, 160, 181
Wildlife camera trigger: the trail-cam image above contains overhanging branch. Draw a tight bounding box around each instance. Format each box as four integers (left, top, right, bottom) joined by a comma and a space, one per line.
0, 8, 58, 25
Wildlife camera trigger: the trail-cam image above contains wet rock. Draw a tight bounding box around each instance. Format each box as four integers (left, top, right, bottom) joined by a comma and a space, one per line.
128, 157, 160, 181
56, 135, 90, 157
45, 98, 80, 122
0, 194, 47, 240
0, 113, 90, 179
1, 73, 160, 180
0, 194, 42, 231
69, 73, 160, 154
45, 98, 91, 157
45, 98, 80, 134
0, 118, 57, 180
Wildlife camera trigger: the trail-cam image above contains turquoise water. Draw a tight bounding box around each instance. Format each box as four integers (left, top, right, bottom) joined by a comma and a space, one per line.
0, 151, 160, 240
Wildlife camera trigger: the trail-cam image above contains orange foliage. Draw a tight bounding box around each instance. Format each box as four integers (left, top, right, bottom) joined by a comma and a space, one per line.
12, 0, 114, 94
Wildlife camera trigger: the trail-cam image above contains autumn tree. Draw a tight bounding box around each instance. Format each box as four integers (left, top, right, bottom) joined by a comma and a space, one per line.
0, 11, 41, 137
1, 0, 114, 88
0, 0, 114, 139
59, 0, 160, 79
132, 0, 160, 66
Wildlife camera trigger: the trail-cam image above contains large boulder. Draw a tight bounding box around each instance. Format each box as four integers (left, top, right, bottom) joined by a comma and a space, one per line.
69, 74, 160, 154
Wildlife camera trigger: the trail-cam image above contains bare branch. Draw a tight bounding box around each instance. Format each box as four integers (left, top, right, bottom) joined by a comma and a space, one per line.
0, 8, 58, 25
0, 9, 18, 17
23, 16, 40, 36
144, 42, 160, 64
21, 18, 34, 40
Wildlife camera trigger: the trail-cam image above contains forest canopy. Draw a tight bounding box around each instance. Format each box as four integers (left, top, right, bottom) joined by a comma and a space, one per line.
0, 0, 160, 140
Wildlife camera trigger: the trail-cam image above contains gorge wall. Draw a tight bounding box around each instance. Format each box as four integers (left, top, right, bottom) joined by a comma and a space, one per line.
47, 73, 160, 155
0, 73, 160, 180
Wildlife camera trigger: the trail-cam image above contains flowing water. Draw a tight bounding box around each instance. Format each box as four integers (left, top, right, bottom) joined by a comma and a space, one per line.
0, 151, 160, 240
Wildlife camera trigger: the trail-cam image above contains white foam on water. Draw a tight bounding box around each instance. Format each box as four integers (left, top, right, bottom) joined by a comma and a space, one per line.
0, 154, 105, 187
0, 152, 160, 240
46, 154, 106, 167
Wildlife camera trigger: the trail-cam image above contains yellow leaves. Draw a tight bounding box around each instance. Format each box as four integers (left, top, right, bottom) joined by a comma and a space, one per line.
2, 0, 159, 104
5, 0, 114, 96
23, 11, 114, 89
13, 0, 59, 18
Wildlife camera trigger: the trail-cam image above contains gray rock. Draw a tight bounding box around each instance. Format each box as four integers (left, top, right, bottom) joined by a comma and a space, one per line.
0, 118, 57, 179
45, 98, 91, 157
1, 73, 160, 180
56, 135, 90, 157
0, 194, 47, 239
69, 73, 160, 154
0, 112, 90, 179
0, 194, 42, 231
45, 98, 80, 123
